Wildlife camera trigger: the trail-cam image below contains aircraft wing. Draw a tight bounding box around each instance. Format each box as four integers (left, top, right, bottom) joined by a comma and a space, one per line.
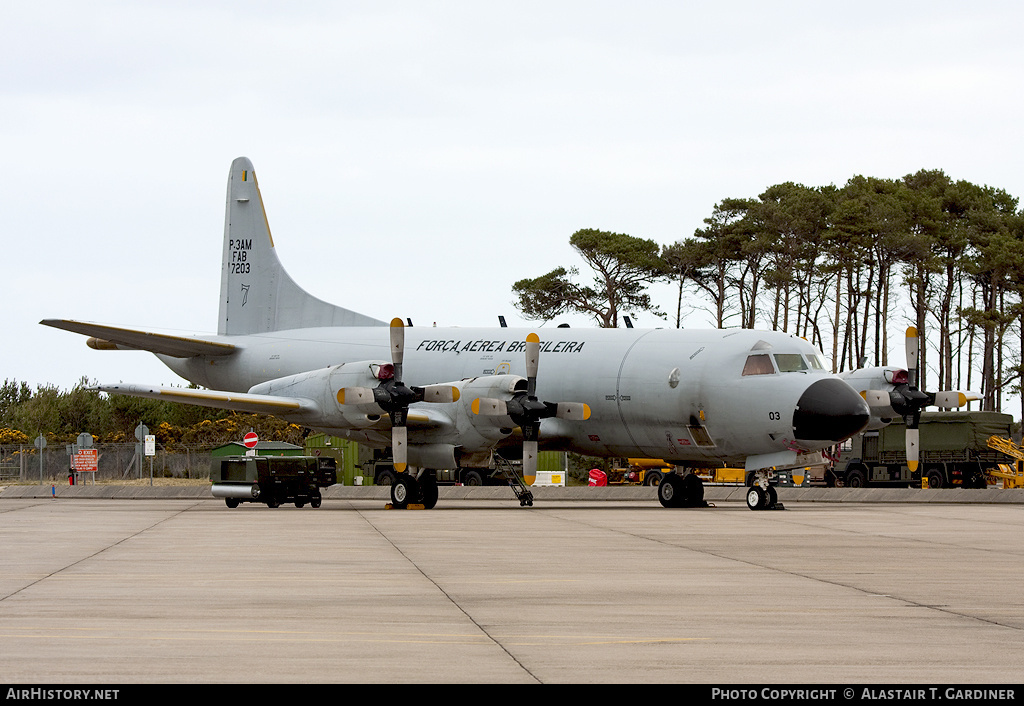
40, 319, 236, 358
97, 383, 313, 416
98, 383, 452, 431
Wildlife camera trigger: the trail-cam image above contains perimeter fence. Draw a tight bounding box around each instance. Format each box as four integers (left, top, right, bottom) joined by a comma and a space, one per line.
0, 443, 215, 483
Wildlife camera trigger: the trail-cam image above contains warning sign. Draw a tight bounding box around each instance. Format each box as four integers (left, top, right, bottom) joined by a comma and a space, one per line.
73, 449, 98, 473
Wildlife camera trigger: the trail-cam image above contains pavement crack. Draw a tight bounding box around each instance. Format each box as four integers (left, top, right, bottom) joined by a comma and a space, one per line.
0, 502, 202, 604
356, 509, 543, 684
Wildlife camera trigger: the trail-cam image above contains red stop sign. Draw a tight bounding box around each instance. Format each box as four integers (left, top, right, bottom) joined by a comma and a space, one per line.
243, 432, 258, 449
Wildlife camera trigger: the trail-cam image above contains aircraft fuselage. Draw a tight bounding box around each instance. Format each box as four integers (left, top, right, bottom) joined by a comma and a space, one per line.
160, 324, 863, 466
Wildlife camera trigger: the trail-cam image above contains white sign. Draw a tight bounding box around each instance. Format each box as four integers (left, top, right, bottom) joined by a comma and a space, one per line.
144, 435, 156, 456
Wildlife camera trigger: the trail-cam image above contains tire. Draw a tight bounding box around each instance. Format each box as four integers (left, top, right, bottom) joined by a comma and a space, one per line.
376, 469, 396, 486
463, 470, 484, 486
644, 471, 663, 487
746, 485, 766, 511
845, 468, 866, 488
225, 498, 239, 509
682, 473, 704, 507
391, 474, 416, 509
418, 472, 438, 510
926, 468, 945, 489
658, 474, 684, 508
311, 493, 322, 508
766, 485, 778, 508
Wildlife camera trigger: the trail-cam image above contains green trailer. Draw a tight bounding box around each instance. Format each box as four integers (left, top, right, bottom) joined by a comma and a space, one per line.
835, 411, 1013, 488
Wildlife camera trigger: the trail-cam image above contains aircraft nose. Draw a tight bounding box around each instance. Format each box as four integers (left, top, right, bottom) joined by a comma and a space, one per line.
793, 378, 870, 442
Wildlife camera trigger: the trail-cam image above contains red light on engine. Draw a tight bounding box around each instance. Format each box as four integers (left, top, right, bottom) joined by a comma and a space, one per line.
886, 369, 909, 384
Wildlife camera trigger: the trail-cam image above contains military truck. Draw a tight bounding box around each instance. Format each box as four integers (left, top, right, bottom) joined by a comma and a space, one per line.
833, 411, 1014, 489
211, 455, 337, 508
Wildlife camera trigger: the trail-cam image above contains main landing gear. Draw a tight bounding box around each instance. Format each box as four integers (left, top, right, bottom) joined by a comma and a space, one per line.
746, 471, 783, 511
657, 472, 707, 508
389, 470, 439, 510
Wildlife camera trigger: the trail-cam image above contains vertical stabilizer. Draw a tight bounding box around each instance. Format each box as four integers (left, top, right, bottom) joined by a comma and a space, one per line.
218, 157, 385, 335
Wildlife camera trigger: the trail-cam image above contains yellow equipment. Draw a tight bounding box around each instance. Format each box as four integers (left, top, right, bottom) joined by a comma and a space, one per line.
985, 436, 1024, 488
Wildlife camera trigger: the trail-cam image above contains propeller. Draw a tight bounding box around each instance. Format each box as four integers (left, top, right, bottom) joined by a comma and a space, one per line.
472, 333, 591, 483
338, 318, 458, 473
880, 327, 975, 473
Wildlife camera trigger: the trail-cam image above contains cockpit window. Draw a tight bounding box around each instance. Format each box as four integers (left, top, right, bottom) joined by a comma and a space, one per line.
774, 354, 808, 372
742, 354, 775, 376
807, 354, 825, 370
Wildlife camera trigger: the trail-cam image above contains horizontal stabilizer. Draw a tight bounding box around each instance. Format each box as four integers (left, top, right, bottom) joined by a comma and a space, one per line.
97, 383, 313, 416
41, 319, 236, 358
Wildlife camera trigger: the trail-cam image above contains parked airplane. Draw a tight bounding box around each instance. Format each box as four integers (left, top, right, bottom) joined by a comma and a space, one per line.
43, 157, 874, 510
839, 328, 977, 473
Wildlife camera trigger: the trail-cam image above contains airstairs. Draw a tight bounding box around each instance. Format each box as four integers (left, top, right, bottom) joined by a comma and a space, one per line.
493, 455, 535, 506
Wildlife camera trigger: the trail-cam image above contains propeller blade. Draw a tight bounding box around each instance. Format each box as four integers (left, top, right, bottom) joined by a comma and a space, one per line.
932, 391, 978, 409
555, 402, 592, 421
905, 326, 919, 387
906, 427, 920, 473
525, 333, 540, 396
392, 424, 408, 473
420, 385, 460, 403
863, 390, 892, 409
390, 317, 405, 381
472, 397, 508, 416
337, 387, 376, 405
522, 439, 538, 485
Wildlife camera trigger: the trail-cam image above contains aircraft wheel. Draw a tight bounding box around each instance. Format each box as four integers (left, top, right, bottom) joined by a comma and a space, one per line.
766, 485, 778, 508
225, 498, 239, 509
682, 473, 704, 507
391, 474, 416, 509
311, 493, 322, 508
746, 486, 767, 511
658, 474, 684, 508
295, 500, 305, 508
418, 472, 438, 510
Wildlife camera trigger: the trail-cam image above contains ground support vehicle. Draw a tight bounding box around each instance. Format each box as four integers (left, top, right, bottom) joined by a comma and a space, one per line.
367, 459, 508, 487
834, 411, 1013, 488
985, 436, 1024, 488
211, 455, 337, 508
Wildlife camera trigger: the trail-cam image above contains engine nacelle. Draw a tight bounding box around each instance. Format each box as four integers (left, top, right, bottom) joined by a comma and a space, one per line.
248, 360, 391, 428
457, 375, 526, 433
838, 366, 902, 430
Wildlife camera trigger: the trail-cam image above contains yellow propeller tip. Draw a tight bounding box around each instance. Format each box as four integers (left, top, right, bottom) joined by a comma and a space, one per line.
391, 318, 404, 328
527, 333, 540, 343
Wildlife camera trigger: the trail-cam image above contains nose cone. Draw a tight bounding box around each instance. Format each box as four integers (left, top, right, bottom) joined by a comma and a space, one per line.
793, 378, 870, 442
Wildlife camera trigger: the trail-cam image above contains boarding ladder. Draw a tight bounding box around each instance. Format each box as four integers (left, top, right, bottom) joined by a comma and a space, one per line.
493, 455, 534, 507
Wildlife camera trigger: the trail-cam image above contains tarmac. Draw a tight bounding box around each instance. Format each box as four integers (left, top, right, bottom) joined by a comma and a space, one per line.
1, 485, 1022, 685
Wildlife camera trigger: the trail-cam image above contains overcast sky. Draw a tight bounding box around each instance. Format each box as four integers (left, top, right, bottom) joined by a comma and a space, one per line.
4, 1, 1023, 400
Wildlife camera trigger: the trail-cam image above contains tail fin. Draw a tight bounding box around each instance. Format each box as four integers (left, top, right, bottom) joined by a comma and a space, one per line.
218, 157, 385, 335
